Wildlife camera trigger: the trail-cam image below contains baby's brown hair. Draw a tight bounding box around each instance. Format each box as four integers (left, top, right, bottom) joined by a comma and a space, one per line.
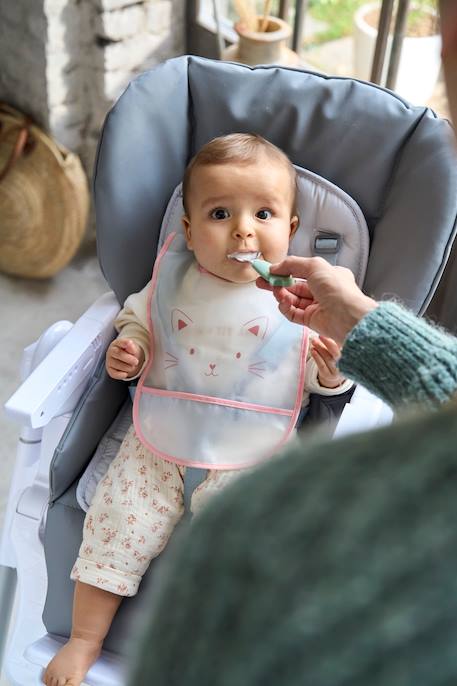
182, 133, 297, 216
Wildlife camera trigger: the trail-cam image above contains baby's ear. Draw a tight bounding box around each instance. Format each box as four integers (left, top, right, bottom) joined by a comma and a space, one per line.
182, 215, 193, 250
290, 215, 299, 237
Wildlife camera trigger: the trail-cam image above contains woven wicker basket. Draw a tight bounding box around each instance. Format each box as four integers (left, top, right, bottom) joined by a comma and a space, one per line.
0, 103, 89, 279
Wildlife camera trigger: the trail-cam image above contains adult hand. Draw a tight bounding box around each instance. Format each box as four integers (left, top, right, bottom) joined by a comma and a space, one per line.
106, 338, 145, 380
257, 256, 377, 345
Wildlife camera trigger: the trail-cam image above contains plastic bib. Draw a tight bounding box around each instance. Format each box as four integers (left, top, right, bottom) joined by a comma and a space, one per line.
133, 233, 308, 469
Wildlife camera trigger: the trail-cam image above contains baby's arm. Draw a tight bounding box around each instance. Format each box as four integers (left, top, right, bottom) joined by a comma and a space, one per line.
305, 333, 353, 394
106, 283, 151, 381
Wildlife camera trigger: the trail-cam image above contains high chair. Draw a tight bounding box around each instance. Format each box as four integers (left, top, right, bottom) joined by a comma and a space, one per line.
1, 55, 456, 686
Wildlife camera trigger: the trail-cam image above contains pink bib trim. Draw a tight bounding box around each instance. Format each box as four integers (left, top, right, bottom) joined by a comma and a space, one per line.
140, 386, 294, 416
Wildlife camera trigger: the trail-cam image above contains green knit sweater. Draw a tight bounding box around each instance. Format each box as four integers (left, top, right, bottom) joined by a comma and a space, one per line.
340, 302, 457, 409
127, 302, 457, 686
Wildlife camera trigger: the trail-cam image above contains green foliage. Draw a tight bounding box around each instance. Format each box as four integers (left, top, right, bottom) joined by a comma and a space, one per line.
307, 0, 437, 46
307, 0, 367, 44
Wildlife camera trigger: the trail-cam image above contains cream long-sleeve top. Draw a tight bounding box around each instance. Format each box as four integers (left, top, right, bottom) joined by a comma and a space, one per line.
114, 279, 353, 404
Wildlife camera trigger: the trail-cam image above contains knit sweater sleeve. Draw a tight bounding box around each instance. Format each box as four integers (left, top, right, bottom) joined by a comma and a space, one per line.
339, 301, 457, 409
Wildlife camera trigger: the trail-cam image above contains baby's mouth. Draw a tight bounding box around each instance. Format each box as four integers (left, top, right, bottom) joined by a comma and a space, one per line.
227, 251, 261, 263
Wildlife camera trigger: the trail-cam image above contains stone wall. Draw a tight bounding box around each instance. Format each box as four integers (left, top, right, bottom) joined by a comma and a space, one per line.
0, 0, 186, 174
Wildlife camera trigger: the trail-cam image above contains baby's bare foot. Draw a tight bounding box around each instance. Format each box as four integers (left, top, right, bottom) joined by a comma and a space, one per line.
42, 636, 102, 686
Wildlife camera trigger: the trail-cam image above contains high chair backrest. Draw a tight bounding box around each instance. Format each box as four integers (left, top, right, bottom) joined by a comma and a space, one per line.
94, 55, 457, 312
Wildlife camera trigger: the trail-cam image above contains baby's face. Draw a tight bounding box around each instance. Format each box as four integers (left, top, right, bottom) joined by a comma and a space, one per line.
182, 155, 298, 283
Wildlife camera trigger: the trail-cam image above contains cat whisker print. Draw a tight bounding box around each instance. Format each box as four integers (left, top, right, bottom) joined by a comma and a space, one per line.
164, 351, 179, 369
248, 361, 267, 371
248, 369, 265, 379
249, 360, 267, 378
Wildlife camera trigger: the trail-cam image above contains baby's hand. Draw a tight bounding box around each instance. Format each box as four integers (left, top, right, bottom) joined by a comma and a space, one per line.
106, 338, 145, 380
311, 335, 346, 389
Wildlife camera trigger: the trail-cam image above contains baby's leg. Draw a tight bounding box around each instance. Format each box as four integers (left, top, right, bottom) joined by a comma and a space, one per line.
42, 581, 121, 686
43, 425, 184, 686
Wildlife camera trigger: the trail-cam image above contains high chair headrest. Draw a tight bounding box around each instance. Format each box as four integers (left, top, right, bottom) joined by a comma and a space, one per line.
94, 56, 457, 311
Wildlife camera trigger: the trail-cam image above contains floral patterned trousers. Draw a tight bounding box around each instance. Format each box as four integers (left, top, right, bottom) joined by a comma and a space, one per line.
71, 424, 243, 596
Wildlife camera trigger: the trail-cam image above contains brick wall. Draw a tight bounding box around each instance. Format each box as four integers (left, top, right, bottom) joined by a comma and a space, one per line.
0, 0, 185, 173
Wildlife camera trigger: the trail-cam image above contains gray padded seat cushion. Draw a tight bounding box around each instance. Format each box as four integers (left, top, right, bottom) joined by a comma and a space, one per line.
49, 362, 127, 504
76, 399, 132, 512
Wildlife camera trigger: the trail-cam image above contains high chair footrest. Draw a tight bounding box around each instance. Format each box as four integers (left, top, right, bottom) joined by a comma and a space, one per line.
24, 634, 126, 686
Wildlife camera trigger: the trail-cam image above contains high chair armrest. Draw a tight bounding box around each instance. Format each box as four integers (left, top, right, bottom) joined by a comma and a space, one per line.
4, 293, 120, 429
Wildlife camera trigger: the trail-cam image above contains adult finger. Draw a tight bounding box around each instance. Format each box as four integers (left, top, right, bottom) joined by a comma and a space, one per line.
256, 278, 314, 302
256, 276, 273, 291
276, 287, 315, 317
269, 256, 317, 279
274, 280, 314, 300
278, 300, 315, 327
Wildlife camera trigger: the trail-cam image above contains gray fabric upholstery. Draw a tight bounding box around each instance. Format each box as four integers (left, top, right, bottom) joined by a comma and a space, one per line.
43, 55, 457, 646
49, 360, 127, 504
95, 59, 191, 304
76, 399, 133, 513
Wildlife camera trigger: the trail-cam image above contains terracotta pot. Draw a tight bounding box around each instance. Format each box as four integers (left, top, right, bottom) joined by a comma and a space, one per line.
223, 15, 299, 66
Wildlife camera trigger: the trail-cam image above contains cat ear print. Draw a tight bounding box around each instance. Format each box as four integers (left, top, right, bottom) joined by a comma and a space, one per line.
243, 316, 268, 339
171, 309, 193, 333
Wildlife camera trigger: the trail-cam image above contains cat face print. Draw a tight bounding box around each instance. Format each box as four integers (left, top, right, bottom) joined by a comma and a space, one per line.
164, 308, 269, 394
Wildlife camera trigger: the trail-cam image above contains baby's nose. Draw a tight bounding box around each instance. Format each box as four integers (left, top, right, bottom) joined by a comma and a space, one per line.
233, 224, 254, 238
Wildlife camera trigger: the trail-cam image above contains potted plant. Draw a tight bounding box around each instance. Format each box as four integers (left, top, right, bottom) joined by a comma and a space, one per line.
222, 0, 300, 66
353, 1, 441, 104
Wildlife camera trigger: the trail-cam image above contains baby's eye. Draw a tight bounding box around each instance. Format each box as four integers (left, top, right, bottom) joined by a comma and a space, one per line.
235, 352, 241, 359
189, 348, 195, 355
211, 208, 230, 220
256, 209, 272, 220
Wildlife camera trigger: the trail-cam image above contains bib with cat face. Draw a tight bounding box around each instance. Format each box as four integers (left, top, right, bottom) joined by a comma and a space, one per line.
133, 232, 309, 470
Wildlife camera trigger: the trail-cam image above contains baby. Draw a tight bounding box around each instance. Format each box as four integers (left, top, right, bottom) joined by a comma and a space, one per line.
44, 133, 352, 686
